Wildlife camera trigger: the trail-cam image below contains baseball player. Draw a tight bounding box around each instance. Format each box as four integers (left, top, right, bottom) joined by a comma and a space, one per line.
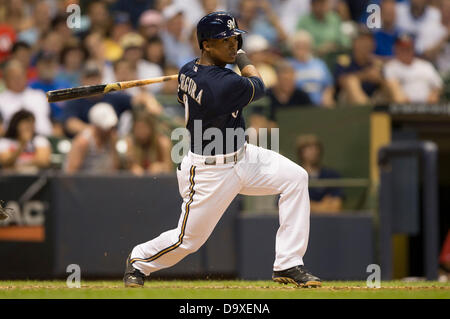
124, 12, 321, 288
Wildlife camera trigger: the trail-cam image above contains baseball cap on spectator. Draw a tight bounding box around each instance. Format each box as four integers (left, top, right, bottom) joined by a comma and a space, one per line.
395, 33, 415, 48
139, 10, 163, 27
162, 4, 184, 21
88, 102, 118, 131
120, 32, 145, 50
0, 24, 17, 63
243, 35, 270, 54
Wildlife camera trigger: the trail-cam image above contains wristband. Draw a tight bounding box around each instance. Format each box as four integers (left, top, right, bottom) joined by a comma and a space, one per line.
236, 51, 252, 71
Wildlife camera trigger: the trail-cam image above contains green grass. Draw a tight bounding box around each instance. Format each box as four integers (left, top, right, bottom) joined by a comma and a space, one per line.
0, 280, 449, 299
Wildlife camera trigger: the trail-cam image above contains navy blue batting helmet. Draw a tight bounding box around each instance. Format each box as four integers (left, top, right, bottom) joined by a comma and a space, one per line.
196, 12, 246, 50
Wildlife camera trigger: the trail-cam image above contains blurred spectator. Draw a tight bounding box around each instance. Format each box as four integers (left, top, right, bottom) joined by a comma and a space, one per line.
18, 1, 52, 46
0, 59, 52, 136
83, 32, 115, 83
113, 58, 140, 96
267, 60, 312, 122
64, 102, 120, 174
10, 41, 37, 81
85, 0, 112, 37
62, 62, 163, 137
334, 29, 384, 105
103, 12, 133, 62
0, 0, 33, 33
56, 41, 88, 88
296, 0, 351, 58
62, 62, 132, 137
174, 0, 227, 28
296, 134, 343, 214
384, 35, 443, 104
138, 10, 164, 40
0, 24, 17, 63
160, 4, 196, 68
110, 0, 154, 29
272, 0, 311, 37
395, 0, 443, 54
241, 34, 277, 88
50, 14, 76, 49
120, 32, 163, 93
124, 111, 172, 175
288, 30, 335, 107
29, 51, 71, 124
235, 0, 286, 45
144, 36, 166, 69
373, 0, 400, 59
161, 64, 179, 95
423, 0, 450, 77
0, 113, 3, 136
38, 30, 65, 57
0, 110, 51, 173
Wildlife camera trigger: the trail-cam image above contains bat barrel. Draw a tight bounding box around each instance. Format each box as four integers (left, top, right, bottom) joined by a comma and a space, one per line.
47, 84, 107, 102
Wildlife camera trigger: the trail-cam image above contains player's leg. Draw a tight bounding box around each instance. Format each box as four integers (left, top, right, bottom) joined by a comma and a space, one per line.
237, 143, 320, 286
128, 158, 241, 277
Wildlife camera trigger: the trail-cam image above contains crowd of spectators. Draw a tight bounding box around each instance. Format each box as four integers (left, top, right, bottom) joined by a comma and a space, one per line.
0, 0, 449, 176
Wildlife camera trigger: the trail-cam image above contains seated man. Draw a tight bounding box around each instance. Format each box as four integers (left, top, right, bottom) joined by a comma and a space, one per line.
384, 34, 443, 104
62, 62, 163, 138
0, 60, 52, 136
29, 51, 72, 133
267, 60, 312, 122
334, 28, 384, 105
296, 134, 344, 213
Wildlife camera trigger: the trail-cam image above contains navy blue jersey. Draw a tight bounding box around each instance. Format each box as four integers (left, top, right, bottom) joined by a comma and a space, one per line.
177, 59, 265, 155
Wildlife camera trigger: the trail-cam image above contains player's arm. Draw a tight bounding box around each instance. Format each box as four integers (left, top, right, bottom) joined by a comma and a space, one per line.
236, 49, 261, 79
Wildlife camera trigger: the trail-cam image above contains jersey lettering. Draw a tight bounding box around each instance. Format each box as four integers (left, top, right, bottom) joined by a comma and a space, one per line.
179, 73, 203, 105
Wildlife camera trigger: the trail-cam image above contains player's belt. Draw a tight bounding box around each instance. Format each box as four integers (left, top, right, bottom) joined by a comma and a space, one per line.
203, 144, 246, 165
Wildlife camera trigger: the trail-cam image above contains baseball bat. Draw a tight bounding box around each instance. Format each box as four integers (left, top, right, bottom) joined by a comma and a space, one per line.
46, 74, 178, 102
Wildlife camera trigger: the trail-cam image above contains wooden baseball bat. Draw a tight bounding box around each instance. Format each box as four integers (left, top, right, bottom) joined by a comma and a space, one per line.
46, 74, 178, 102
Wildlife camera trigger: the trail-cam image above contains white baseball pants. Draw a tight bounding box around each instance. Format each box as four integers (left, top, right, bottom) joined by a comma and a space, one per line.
130, 143, 310, 275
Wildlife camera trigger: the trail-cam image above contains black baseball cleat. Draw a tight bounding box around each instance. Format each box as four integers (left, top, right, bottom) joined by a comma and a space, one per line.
272, 265, 321, 288
123, 254, 146, 288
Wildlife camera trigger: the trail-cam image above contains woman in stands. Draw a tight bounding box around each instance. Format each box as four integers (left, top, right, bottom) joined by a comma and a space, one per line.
125, 111, 172, 175
0, 110, 51, 173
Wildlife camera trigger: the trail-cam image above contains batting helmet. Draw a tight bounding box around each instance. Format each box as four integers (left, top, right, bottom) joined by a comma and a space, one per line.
196, 12, 246, 50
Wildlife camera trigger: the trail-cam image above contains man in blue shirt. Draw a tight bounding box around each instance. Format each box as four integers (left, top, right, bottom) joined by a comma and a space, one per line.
29, 51, 71, 122
61, 63, 133, 138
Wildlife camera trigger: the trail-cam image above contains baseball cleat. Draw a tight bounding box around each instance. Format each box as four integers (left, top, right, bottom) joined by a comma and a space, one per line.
123, 254, 146, 288
272, 265, 321, 288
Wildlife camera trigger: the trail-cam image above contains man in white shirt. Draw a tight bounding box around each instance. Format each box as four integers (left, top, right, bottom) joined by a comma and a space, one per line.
0, 60, 52, 136
384, 35, 443, 104
395, 0, 443, 54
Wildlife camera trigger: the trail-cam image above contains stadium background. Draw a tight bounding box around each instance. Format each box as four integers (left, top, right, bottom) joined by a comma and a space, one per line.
0, 0, 449, 282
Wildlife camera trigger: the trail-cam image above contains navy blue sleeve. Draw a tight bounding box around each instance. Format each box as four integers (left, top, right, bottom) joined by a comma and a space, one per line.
208, 71, 265, 116
62, 100, 85, 123
105, 93, 133, 115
